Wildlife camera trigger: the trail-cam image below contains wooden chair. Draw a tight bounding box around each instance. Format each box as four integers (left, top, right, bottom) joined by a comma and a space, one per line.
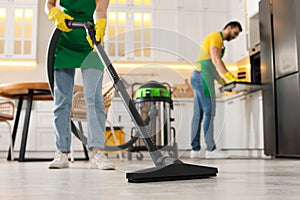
0, 101, 15, 160
70, 83, 123, 161
71, 82, 115, 121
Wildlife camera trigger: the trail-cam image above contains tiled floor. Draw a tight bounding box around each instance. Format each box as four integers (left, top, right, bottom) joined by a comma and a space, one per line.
0, 154, 300, 200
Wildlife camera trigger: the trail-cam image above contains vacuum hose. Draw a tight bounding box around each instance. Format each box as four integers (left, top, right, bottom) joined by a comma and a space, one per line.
46, 27, 140, 151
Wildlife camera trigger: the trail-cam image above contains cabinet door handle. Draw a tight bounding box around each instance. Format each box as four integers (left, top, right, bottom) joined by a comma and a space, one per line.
118, 115, 121, 122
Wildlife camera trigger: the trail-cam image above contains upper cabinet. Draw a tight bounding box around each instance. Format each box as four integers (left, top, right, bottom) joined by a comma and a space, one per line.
105, 0, 154, 62
105, 0, 254, 64
204, 0, 227, 12
156, 0, 205, 11
155, 0, 227, 63
226, 0, 248, 63
246, 0, 260, 18
0, 0, 38, 59
155, 5, 205, 63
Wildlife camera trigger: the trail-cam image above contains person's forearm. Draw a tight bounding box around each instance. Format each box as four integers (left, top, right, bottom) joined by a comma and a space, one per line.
211, 57, 228, 76
95, 0, 110, 20
45, 0, 56, 15
210, 46, 229, 77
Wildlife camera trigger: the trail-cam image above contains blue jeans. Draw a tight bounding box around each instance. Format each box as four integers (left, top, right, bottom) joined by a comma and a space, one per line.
53, 68, 105, 152
190, 70, 216, 151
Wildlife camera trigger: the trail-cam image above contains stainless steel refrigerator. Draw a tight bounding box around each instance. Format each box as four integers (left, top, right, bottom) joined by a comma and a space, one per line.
260, 0, 300, 157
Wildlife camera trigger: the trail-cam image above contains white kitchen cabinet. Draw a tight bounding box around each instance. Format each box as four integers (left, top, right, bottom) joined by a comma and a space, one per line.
108, 97, 135, 138
171, 99, 193, 150
106, 0, 154, 62
214, 101, 226, 149
176, 11, 205, 63
155, 8, 203, 63
226, 0, 248, 63
34, 101, 56, 151
155, 10, 204, 63
221, 90, 264, 150
203, 11, 228, 36
107, 0, 251, 63
246, 0, 260, 18
154, 10, 179, 62
34, 101, 90, 151
0, 0, 37, 59
180, 0, 205, 11
204, 0, 227, 12
155, 0, 205, 11
222, 95, 247, 148
155, 0, 226, 63
164, 0, 226, 12
230, 32, 249, 63
201, 10, 229, 62
244, 90, 264, 149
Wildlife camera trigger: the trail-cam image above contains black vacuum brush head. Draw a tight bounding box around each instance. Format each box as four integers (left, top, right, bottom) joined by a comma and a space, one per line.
126, 163, 218, 183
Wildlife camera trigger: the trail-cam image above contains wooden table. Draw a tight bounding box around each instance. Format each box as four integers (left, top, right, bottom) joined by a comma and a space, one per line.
0, 82, 83, 161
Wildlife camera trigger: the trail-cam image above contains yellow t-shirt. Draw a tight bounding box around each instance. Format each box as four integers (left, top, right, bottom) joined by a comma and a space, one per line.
195, 32, 223, 70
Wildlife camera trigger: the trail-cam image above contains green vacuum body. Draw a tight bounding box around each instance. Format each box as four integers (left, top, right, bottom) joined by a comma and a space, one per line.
135, 81, 171, 102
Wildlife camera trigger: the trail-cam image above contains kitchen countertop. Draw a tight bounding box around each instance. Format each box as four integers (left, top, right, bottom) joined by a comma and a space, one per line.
171, 91, 262, 103
216, 89, 262, 102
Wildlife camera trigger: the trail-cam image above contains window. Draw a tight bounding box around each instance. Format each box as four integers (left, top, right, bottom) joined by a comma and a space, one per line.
0, 0, 37, 60
106, 0, 153, 61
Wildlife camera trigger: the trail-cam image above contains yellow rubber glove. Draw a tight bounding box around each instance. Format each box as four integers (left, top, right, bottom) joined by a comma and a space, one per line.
95, 18, 106, 43
86, 18, 107, 48
225, 72, 239, 82
48, 7, 74, 32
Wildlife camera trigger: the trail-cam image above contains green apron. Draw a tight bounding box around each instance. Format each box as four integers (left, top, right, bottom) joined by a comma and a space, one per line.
54, 0, 104, 71
200, 59, 217, 97
200, 32, 225, 97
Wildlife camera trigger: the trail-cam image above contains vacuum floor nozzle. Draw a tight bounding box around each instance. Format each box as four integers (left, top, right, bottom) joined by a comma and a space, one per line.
126, 163, 218, 183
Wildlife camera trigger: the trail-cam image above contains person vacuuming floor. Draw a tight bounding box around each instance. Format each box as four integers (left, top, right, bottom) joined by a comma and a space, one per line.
45, 0, 115, 170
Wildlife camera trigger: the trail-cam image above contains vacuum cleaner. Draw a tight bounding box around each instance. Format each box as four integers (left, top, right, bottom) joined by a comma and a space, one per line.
128, 81, 178, 160
47, 20, 218, 183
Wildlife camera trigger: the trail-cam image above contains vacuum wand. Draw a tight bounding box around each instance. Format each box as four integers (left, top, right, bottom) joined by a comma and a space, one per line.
66, 20, 179, 166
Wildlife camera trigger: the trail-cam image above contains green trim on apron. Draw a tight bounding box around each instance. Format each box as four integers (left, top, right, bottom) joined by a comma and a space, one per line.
54, 0, 104, 71
219, 32, 225, 58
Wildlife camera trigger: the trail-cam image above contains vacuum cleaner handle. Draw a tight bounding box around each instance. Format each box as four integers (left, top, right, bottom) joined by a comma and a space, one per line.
66, 20, 98, 46
66, 19, 120, 84
66, 20, 87, 29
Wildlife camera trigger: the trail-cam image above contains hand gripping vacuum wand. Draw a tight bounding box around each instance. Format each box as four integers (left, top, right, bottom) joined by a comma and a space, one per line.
49, 20, 218, 183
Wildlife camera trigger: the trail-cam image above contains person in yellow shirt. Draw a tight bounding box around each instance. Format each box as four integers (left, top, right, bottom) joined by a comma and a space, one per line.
190, 21, 242, 159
